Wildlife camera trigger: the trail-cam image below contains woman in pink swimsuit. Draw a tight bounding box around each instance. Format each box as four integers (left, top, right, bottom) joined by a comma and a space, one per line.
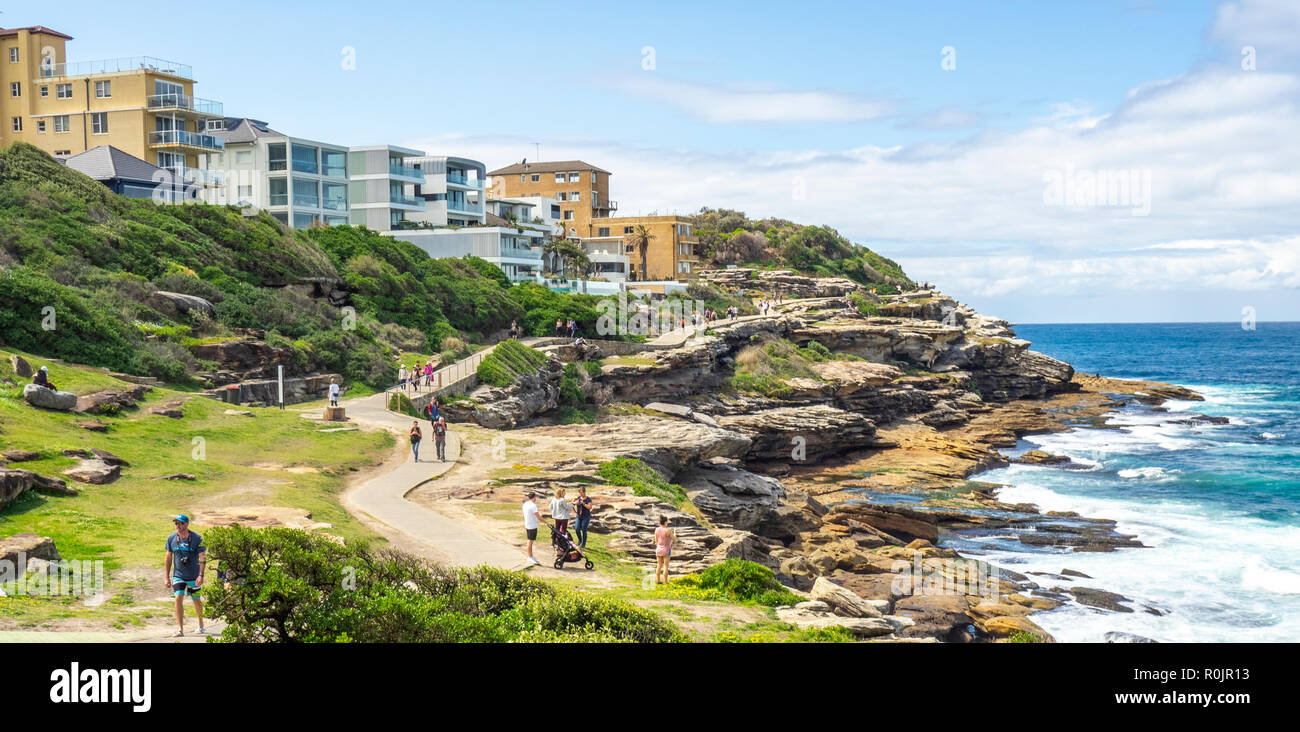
654, 515, 675, 585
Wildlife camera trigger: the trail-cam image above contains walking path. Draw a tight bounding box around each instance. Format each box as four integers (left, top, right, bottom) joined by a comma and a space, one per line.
339, 342, 543, 571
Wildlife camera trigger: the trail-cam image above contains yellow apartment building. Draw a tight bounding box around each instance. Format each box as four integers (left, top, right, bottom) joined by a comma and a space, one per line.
587, 215, 700, 281
487, 160, 615, 236
0, 25, 223, 181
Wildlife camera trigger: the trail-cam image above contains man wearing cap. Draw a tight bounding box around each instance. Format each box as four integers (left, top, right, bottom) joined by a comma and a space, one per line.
32, 365, 57, 391
164, 514, 207, 637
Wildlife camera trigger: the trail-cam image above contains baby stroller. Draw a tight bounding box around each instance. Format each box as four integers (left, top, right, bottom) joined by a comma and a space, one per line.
542, 519, 594, 570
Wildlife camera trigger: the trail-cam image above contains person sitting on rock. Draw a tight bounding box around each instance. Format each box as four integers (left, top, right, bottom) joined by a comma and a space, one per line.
32, 366, 57, 391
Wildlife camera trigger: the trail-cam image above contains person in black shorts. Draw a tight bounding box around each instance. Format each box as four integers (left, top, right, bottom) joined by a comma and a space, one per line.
165, 514, 207, 637
522, 491, 540, 565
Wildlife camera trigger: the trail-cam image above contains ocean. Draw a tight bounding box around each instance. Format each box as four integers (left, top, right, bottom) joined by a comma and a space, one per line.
952, 322, 1300, 643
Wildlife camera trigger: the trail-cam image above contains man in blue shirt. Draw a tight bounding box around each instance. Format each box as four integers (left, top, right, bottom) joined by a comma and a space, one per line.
164, 514, 207, 637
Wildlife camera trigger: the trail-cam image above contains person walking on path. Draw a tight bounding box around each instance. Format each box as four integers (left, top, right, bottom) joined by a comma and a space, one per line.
409, 421, 423, 462
549, 487, 571, 554
398, 364, 408, 392
424, 361, 433, 388
572, 486, 593, 548
433, 417, 448, 462
654, 515, 675, 585
555, 318, 563, 337
509, 319, 519, 339
522, 492, 541, 565
164, 514, 207, 637
424, 396, 440, 425
328, 378, 340, 407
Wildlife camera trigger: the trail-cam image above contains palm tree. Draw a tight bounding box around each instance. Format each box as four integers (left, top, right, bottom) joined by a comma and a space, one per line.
541, 239, 561, 276
627, 225, 655, 281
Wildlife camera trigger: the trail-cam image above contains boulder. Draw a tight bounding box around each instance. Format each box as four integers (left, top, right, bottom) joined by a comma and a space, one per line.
2, 450, 39, 462
73, 384, 151, 414
22, 384, 78, 411
1070, 586, 1135, 613
980, 615, 1054, 642
157, 473, 197, 481
1013, 450, 1071, 465
147, 290, 215, 319
0, 532, 60, 567
892, 593, 978, 642
823, 502, 940, 544
715, 405, 884, 462
810, 576, 884, 618
76, 421, 109, 432
149, 407, 183, 418
1103, 631, 1158, 643
9, 354, 32, 378
679, 463, 816, 541
644, 402, 693, 418
62, 459, 121, 484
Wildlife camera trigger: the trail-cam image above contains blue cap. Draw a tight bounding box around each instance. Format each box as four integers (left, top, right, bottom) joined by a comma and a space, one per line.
174, 514, 189, 523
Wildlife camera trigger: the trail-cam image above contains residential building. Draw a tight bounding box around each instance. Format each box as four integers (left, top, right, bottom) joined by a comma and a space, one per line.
579, 236, 631, 283
388, 200, 546, 283
0, 26, 224, 184
486, 160, 615, 237
589, 215, 699, 281
199, 118, 350, 228
348, 145, 425, 231
405, 155, 485, 227
60, 144, 193, 202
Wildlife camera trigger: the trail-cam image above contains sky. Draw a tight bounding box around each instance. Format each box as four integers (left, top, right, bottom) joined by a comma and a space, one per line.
9, 0, 1300, 323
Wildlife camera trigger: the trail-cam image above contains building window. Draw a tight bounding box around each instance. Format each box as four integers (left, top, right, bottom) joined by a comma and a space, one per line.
53, 115, 69, 133
39, 85, 48, 97
571, 191, 580, 201
56, 83, 72, 99
554, 173, 565, 183
36, 120, 46, 133
563, 210, 574, 220
623, 226, 634, 234
10, 82, 19, 97
568, 172, 579, 182
597, 227, 610, 237
91, 113, 108, 134
520, 174, 526, 182
94, 80, 111, 98
11, 117, 20, 132
268, 178, 288, 206
204, 119, 223, 131
556, 192, 567, 201
530, 174, 540, 182
322, 149, 346, 177
235, 150, 253, 164
8, 48, 18, 63
625, 244, 634, 253
591, 172, 597, 183
268, 143, 286, 171
237, 184, 253, 198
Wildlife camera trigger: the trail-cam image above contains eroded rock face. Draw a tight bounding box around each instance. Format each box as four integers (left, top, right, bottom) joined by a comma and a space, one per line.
697, 268, 864, 298
62, 459, 121, 485
716, 405, 885, 462
23, 384, 77, 411
442, 361, 563, 429
9, 354, 32, 378
534, 416, 752, 478
679, 463, 816, 541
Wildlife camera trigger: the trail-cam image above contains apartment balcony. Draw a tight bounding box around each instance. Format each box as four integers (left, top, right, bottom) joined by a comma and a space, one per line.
147, 94, 223, 118
388, 163, 425, 180
160, 165, 220, 187
38, 56, 193, 80
389, 192, 425, 207
593, 199, 618, 212
148, 129, 224, 152
448, 199, 483, 215
446, 172, 481, 188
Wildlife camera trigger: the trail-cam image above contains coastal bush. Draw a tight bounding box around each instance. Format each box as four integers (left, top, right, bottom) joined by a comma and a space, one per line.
731, 337, 822, 397
557, 406, 596, 424
476, 339, 548, 387
582, 361, 603, 379
668, 559, 801, 606
205, 527, 683, 643
559, 362, 586, 405
595, 457, 687, 505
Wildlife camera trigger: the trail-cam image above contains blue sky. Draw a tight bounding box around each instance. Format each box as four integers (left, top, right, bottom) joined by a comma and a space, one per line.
10, 0, 1299, 323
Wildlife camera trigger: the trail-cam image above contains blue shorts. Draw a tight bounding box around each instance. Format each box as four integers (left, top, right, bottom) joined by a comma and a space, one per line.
172, 578, 201, 597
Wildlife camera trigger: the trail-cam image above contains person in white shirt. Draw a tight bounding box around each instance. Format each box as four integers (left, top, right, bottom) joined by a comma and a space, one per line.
328, 378, 340, 407
522, 492, 540, 565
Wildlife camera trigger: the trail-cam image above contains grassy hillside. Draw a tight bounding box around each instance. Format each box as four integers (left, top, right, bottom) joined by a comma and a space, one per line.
688, 207, 914, 293
0, 346, 392, 628
0, 142, 590, 389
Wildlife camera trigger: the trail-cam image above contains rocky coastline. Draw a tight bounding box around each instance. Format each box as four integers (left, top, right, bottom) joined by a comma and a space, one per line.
436, 273, 1209, 642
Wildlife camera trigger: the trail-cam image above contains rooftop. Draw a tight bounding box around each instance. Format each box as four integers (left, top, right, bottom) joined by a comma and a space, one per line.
61, 145, 162, 182
488, 160, 611, 176
0, 26, 73, 40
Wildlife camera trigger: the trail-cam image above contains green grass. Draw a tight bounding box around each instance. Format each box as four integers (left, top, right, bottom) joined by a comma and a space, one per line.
0, 347, 392, 627
596, 458, 687, 505
730, 337, 823, 397
476, 339, 548, 387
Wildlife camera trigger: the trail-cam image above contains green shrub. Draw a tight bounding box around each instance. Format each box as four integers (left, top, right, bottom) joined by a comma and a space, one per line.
204, 527, 683, 643
582, 361, 602, 379
557, 406, 595, 424
559, 362, 585, 405
671, 559, 800, 606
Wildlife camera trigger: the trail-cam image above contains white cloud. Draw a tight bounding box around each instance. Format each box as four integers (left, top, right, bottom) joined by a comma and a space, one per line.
606, 75, 894, 124
405, 4, 1300, 312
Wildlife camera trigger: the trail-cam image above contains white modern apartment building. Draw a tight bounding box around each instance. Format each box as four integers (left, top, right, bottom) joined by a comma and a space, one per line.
575, 235, 631, 282
404, 156, 485, 227
347, 144, 426, 231
199, 118, 349, 228
388, 197, 546, 283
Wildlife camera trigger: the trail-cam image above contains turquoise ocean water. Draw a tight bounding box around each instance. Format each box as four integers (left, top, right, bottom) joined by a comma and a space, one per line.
950, 322, 1300, 642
